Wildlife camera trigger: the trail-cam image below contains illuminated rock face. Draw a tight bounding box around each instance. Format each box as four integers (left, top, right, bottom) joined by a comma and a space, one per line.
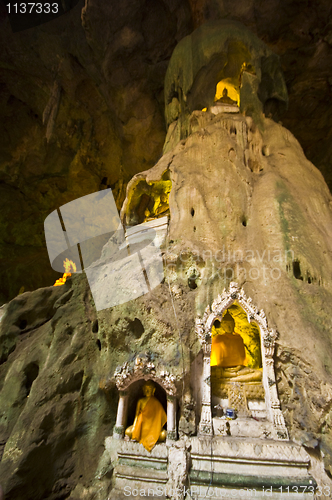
1, 19, 332, 500
164, 20, 288, 137
122, 108, 332, 438
104, 96, 332, 490
121, 21, 332, 479
1, 2, 332, 304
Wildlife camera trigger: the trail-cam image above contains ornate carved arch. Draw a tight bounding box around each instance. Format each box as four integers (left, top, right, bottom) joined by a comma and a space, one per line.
114, 358, 177, 395
113, 358, 177, 439
195, 282, 288, 440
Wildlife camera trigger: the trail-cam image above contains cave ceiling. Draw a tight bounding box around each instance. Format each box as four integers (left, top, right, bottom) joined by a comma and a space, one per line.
0, 0, 332, 303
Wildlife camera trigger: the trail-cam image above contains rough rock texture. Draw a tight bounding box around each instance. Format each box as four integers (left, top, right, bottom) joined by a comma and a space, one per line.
122, 108, 332, 475
0, 277, 110, 499
1, 107, 332, 498
1, 0, 332, 302
1, 7, 332, 500
164, 20, 288, 131
0, 273, 197, 499
0, 0, 191, 303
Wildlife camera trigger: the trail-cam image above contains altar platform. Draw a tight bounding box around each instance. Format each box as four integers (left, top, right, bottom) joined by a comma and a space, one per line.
101, 435, 316, 500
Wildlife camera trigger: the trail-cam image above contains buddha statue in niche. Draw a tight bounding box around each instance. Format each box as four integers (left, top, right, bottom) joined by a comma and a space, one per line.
215, 88, 238, 106
211, 311, 262, 383
125, 380, 167, 452
144, 192, 170, 221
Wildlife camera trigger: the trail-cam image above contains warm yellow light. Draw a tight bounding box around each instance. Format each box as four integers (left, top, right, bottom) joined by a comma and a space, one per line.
214, 80, 240, 106
202, 107, 207, 112
211, 304, 262, 369
53, 259, 77, 286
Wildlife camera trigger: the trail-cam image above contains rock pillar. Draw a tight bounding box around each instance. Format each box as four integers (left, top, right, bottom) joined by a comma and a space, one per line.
167, 394, 177, 440
198, 343, 213, 435
113, 390, 128, 438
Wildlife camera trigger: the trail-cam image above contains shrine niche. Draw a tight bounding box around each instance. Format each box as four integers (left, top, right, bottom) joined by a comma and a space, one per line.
113, 358, 177, 443
124, 380, 167, 452
164, 19, 288, 150
210, 306, 264, 420
119, 168, 171, 255
121, 169, 171, 227
215, 81, 240, 106
196, 282, 288, 440
204, 80, 241, 115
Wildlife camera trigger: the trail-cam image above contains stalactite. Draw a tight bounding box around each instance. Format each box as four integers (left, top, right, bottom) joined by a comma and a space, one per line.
43, 80, 61, 142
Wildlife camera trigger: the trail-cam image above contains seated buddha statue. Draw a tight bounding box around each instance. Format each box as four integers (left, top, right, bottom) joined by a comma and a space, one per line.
215, 88, 238, 106
125, 380, 167, 452
144, 193, 169, 221
211, 311, 262, 383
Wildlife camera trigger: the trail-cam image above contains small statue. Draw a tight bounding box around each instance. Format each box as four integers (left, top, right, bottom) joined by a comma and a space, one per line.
215, 88, 238, 106
125, 380, 167, 452
211, 311, 262, 382
154, 192, 170, 217
144, 192, 170, 221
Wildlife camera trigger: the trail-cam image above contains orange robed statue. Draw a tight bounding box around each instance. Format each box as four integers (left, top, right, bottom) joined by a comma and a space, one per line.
211, 311, 246, 368
125, 380, 167, 452
211, 311, 262, 382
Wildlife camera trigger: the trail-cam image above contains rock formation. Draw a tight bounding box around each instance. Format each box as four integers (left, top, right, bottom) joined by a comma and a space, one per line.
0, 0, 332, 302
1, 14, 332, 500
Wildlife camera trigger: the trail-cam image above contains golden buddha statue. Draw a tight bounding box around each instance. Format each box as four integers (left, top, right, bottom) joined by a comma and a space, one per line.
211, 311, 262, 383
215, 88, 238, 106
144, 192, 169, 221
154, 192, 169, 216
125, 380, 167, 452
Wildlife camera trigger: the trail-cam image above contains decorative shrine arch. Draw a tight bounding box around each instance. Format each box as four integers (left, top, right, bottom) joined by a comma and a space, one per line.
195, 282, 288, 440
113, 358, 178, 440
